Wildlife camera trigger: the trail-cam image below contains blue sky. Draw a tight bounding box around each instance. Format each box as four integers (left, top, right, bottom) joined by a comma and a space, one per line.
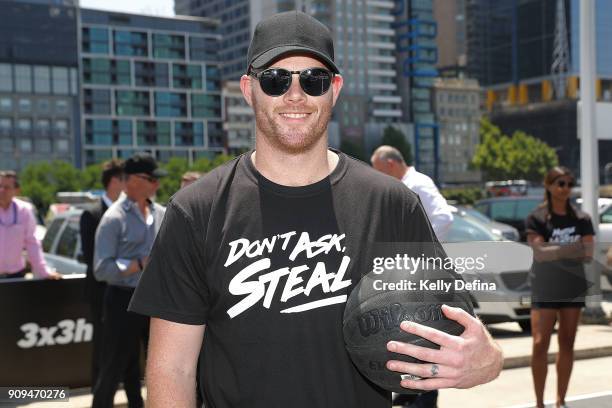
80, 0, 175, 16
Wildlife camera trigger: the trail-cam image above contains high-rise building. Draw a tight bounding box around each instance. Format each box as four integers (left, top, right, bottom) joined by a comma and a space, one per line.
433, 0, 467, 76
79, 9, 225, 166
394, 0, 440, 179
433, 77, 481, 184
0, 0, 80, 171
177, 0, 417, 173
465, 0, 612, 180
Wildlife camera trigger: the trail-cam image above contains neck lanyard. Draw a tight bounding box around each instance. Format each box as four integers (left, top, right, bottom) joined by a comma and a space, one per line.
0, 201, 17, 227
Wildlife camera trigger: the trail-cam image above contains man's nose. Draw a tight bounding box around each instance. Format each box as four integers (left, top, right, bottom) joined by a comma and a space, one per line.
283, 73, 306, 103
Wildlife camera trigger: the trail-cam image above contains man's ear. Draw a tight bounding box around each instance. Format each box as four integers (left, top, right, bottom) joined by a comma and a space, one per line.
331, 74, 343, 106
240, 74, 254, 107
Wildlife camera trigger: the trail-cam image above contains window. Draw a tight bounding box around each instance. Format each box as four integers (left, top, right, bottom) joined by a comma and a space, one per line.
36, 119, 50, 131
114, 30, 148, 57
43, 218, 64, 252
84, 89, 111, 115
36, 139, 52, 153
0, 97, 11, 112
0, 118, 11, 131
17, 119, 32, 131
489, 201, 516, 221
205, 65, 220, 91
15, 65, 32, 93
137, 121, 171, 146
601, 206, 612, 224
172, 64, 202, 89
135, 61, 169, 87
154, 92, 187, 117
33, 66, 51, 94
0, 63, 11, 91
82, 27, 109, 54
516, 199, 542, 221
82, 58, 130, 85
191, 94, 220, 118
175, 121, 204, 146
18, 99, 32, 113
153, 34, 185, 59
56, 219, 79, 258
116, 91, 150, 116
37, 99, 50, 113
189, 36, 218, 61
54, 119, 69, 134
86, 119, 112, 145
85, 149, 112, 165
55, 139, 69, 152
86, 119, 132, 145
0, 137, 12, 152
208, 121, 223, 147
52, 67, 69, 95
20, 139, 32, 152
55, 100, 69, 114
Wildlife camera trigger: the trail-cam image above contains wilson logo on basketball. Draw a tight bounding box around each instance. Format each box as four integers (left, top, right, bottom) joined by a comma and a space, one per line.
357, 304, 445, 337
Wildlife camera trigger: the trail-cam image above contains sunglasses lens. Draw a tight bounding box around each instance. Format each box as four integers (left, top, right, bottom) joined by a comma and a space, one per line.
259, 69, 291, 96
300, 68, 332, 96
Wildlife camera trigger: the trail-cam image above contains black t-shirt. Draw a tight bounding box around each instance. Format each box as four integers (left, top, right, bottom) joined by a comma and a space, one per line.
525, 206, 595, 302
129, 150, 437, 408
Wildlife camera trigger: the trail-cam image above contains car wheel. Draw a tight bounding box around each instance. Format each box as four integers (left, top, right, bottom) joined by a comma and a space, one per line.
518, 320, 532, 333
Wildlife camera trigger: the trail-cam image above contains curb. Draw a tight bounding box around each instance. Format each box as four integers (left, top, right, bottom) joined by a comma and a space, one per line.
503, 345, 612, 369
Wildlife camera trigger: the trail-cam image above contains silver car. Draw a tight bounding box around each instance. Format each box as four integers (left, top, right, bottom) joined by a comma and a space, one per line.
42, 208, 86, 276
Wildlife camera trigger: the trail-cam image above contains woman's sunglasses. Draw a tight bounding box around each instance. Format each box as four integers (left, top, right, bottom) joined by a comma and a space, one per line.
250, 67, 334, 97
554, 179, 575, 188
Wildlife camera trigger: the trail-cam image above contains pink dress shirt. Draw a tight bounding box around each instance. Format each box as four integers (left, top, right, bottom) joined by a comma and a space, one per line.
0, 198, 50, 278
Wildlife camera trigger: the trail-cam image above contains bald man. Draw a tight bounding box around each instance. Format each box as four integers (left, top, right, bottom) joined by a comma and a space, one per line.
371, 145, 453, 241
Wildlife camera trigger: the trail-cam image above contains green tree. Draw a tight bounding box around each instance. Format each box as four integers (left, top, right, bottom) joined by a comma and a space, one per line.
340, 140, 367, 162
80, 164, 104, 191
471, 118, 558, 182
380, 126, 413, 165
156, 157, 190, 204
19, 161, 82, 214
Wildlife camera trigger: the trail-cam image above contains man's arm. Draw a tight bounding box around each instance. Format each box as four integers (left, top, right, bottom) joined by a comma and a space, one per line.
94, 216, 140, 282
23, 206, 60, 279
411, 182, 453, 240
146, 318, 205, 407
79, 209, 97, 270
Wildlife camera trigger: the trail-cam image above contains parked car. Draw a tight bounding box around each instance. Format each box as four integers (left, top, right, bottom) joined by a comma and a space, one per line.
42, 208, 86, 276
455, 205, 520, 241
443, 208, 533, 332
473, 196, 543, 241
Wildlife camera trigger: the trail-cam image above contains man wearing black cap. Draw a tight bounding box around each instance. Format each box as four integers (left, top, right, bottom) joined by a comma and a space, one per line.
92, 153, 167, 408
129, 11, 503, 408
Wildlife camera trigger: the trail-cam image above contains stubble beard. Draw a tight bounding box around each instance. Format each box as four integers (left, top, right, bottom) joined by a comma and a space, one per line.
253, 98, 332, 154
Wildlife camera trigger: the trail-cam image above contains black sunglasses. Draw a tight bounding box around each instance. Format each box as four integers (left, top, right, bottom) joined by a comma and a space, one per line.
555, 179, 574, 188
251, 67, 334, 97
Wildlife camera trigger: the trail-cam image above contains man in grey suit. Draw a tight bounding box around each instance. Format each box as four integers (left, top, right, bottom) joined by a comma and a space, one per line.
92, 153, 166, 408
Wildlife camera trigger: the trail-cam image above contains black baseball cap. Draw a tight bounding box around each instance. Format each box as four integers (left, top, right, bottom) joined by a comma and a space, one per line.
124, 153, 167, 178
246, 11, 340, 74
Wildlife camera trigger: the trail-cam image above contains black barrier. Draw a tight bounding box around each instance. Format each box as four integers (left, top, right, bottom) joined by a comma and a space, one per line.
0, 276, 93, 388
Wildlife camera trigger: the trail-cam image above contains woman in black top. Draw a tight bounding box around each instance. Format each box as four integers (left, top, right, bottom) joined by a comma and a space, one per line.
525, 166, 594, 408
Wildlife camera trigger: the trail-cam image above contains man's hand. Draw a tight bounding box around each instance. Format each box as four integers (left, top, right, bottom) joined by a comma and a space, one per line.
44, 268, 62, 280
386, 304, 503, 391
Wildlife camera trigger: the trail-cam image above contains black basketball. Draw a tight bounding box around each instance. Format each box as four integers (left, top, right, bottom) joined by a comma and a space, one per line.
343, 263, 474, 394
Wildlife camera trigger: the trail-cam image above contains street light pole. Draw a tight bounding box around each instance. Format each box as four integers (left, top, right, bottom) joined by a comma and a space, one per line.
579, 0, 606, 322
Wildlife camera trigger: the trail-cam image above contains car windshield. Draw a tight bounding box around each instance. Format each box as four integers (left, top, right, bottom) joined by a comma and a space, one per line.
446, 212, 503, 243
460, 207, 492, 224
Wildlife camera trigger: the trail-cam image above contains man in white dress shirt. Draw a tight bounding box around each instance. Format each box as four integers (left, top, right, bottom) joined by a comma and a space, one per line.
371, 145, 453, 241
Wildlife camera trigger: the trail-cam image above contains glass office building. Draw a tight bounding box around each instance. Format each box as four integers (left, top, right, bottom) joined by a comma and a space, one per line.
80, 9, 223, 166
0, 0, 79, 170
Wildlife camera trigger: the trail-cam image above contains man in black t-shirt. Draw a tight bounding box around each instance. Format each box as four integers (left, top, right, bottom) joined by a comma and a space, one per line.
129, 11, 503, 408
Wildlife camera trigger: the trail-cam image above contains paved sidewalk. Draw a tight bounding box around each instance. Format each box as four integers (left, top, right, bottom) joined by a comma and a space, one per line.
491, 321, 612, 369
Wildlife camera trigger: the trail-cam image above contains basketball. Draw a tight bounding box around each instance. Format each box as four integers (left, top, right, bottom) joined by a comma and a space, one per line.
343, 261, 474, 394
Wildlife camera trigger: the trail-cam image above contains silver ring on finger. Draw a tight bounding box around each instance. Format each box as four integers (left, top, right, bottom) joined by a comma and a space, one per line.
430, 364, 439, 378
